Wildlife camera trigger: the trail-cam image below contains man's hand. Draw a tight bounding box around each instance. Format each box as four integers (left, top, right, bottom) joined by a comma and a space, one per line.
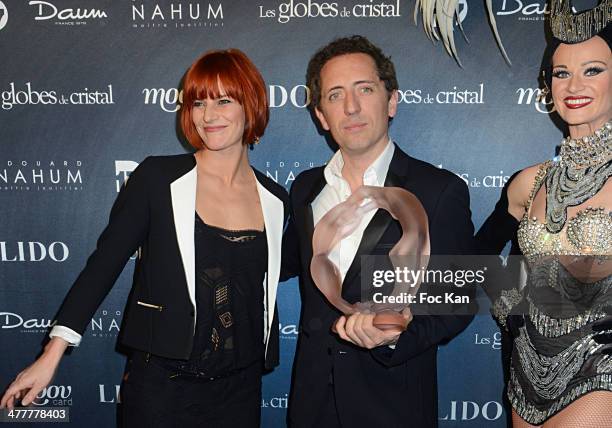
335, 311, 410, 349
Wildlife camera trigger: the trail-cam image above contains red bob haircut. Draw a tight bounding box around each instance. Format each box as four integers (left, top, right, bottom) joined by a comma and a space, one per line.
180, 49, 269, 149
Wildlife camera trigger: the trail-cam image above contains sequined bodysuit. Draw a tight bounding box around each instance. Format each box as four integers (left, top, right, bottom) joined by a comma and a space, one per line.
507, 159, 612, 424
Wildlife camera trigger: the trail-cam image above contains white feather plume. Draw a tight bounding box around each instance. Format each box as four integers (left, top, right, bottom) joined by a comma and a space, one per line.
414, 0, 512, 66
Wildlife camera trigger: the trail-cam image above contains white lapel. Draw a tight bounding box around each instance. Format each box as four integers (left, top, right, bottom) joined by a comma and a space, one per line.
170, 166, 198, 326
255, 179, 284, 352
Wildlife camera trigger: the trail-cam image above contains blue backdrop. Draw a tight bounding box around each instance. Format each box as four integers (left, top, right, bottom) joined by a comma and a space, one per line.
1, 1, 564, 426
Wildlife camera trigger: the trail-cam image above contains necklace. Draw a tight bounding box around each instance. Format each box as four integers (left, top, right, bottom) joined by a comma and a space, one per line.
559, 120, 612, 169
544, 120, 612, 233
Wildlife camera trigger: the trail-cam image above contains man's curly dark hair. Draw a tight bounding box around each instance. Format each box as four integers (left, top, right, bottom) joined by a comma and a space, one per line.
306, 35, 398, 109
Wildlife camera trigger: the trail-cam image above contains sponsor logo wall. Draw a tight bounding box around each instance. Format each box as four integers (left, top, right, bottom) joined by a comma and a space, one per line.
2, 1, 559, 426
0, 241, 70, 262
131, 1, 224, 28
1, 312, 55, 332
440, 400, 505, 422
516, 87, 555, 113
1, 83, 114, 110
32, 384, 73, 407
0, 160, 84, 191
496, 0, 548, 21
28, 0, 108, 25
142, 83, 486, 112
257, 0, 402, 23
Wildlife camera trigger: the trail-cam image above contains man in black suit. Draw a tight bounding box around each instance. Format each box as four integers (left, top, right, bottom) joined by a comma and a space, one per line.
282, 36, 475, 427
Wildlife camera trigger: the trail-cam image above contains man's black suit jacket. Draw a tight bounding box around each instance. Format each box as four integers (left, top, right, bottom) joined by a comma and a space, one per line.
282, 145, 475, 427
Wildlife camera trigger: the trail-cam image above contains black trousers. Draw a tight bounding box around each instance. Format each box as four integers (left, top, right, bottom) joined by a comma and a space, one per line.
313, 384, 341, 428
120, 352, 262, 428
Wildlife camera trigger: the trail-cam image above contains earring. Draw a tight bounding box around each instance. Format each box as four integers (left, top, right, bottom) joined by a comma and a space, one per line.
253, 137, 260, 145
537, 70, 551, 103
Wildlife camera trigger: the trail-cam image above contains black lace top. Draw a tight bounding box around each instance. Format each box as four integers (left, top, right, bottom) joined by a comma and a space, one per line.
153, 213, 267, 378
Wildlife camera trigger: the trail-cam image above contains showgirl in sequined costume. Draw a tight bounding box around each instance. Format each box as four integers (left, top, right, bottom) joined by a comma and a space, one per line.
476, 3, 612, 425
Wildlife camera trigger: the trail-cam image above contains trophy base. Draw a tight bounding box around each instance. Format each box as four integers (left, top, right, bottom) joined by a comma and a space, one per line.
330, 311, 409, 334
372, 311, 409, 333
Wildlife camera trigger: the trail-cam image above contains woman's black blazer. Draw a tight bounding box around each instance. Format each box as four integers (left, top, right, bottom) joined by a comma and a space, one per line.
50, 154, 289, 368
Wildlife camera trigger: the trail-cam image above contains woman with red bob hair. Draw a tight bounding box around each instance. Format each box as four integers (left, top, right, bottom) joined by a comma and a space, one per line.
1, 49, 289, 427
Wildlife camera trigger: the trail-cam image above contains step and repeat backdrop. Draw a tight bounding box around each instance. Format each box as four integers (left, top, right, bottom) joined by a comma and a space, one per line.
1, 1, 562, 426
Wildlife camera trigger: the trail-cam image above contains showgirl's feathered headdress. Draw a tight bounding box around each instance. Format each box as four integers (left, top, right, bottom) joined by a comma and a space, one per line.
550, 0, 611, 44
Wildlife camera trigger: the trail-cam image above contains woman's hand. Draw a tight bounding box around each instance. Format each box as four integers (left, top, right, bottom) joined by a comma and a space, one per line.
0, 337, 69, 409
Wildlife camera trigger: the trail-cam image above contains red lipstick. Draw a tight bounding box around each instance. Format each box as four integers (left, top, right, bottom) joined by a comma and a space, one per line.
563, 96, 593, 109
